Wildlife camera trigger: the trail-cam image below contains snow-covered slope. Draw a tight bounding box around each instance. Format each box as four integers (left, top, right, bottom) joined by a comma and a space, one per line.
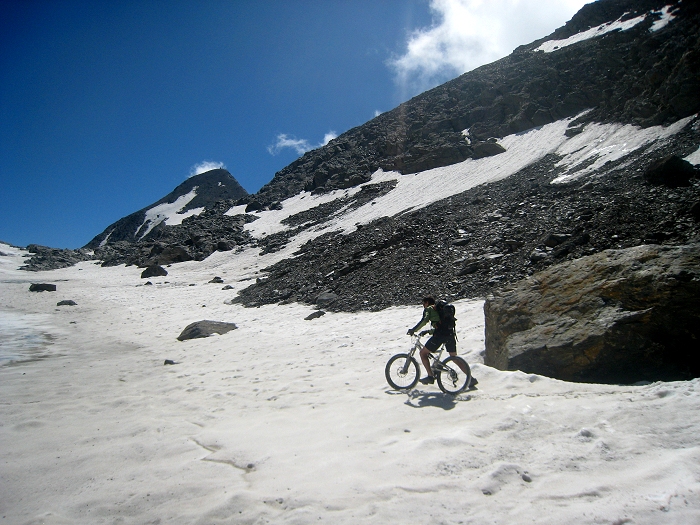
233, 114, 694, 249
1, 243, 699, 524
534, 4, 678, 53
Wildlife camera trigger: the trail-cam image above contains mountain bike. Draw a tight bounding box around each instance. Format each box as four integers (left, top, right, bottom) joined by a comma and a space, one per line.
385, 334, 472, 395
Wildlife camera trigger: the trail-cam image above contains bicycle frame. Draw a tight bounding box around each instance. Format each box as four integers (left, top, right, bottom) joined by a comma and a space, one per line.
404, 335, 448, 375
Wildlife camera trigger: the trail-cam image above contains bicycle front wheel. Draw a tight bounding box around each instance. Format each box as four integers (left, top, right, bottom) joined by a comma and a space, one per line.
436, 356, 471, 395
385, 353, 420, 390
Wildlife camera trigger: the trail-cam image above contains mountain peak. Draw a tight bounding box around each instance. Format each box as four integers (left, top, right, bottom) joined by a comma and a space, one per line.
84, 168, 248, 249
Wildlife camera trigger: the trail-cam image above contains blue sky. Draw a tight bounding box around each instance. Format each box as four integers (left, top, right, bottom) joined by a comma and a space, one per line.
0, 0, 588, 249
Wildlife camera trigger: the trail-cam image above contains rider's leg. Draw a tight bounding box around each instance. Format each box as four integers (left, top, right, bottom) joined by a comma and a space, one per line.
448, 351, 469, 374
445, 335, 469, 374
421, 336, 440, 380
420, 346, 433, 378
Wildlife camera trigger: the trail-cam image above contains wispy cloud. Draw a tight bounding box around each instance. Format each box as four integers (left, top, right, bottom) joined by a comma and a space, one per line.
189, 160, 225, 177
389, 0, 589, 97
268, 131, 337, 156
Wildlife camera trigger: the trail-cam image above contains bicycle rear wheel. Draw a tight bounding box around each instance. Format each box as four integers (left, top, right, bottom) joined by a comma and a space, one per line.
385, 353, 420, 390
436, 356, 471, 395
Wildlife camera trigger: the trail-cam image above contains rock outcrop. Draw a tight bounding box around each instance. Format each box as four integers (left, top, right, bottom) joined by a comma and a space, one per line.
483, 244, 700, 383
643, 155, 698, 187
177, 320, 238, 341
21, 245, 93, 271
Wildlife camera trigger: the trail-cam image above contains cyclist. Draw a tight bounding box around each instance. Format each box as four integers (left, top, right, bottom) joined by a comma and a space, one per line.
407, 296, 469, 385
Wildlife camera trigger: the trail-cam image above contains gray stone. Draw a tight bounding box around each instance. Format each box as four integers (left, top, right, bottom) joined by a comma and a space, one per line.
29, 283, 56, 292
451, 237, 471, 246
57, 300, 77, 306
543, 233, 571, 248
316, 291, 339, 307
305, 311, 326, 320
141, 265, 168, 278
149, 246, 192, 265
471, 142, 506, 159
529, 249, 549, 263
177, 320, 238, 341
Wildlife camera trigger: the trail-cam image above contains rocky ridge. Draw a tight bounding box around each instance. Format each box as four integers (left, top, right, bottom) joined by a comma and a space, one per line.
21, 170, 253, 270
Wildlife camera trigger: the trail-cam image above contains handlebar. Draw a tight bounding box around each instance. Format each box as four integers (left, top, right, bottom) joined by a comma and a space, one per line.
407, 330, 431, 337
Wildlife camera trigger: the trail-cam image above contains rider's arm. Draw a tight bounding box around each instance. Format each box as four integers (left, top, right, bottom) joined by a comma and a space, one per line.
410, 308, 431, 333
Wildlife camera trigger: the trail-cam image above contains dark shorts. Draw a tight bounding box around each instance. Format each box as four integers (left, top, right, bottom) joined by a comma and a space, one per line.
425, 331, 456, 353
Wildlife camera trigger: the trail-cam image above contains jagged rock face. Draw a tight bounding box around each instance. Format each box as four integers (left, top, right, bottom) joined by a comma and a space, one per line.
85, 169, 248, 248
483, 244, 700, 384
253, 0, 700, 205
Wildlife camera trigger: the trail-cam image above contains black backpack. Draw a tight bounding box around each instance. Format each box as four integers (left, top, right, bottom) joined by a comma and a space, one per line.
434, 300, 456, 331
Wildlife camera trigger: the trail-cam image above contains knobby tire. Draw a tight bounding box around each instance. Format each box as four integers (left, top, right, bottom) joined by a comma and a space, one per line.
436, 356, 471, 395
385, 353, 420, 390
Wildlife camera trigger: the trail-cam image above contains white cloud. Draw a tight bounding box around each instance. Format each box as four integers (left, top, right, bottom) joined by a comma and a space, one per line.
189, 160, 225, 177
268, 131, 337, 156
390, 0, 590, 97
322, 131, 338, 145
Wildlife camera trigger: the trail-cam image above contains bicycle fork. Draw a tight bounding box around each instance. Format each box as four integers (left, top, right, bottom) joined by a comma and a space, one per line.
402, 346, 418, 375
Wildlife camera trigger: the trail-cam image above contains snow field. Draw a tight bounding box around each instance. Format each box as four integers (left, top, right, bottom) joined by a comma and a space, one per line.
1, 244, 699, 524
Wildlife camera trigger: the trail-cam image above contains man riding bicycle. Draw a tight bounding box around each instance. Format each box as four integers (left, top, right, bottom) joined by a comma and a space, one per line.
407, 296, 468, 385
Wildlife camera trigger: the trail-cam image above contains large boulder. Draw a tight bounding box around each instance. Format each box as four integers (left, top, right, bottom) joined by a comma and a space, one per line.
149, 246, 193, 265
484, 244, 700, 384
643, 155, 698, 188
471, 141, 506, 159
141, 265, 168, 278
177, 320, 238, 341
